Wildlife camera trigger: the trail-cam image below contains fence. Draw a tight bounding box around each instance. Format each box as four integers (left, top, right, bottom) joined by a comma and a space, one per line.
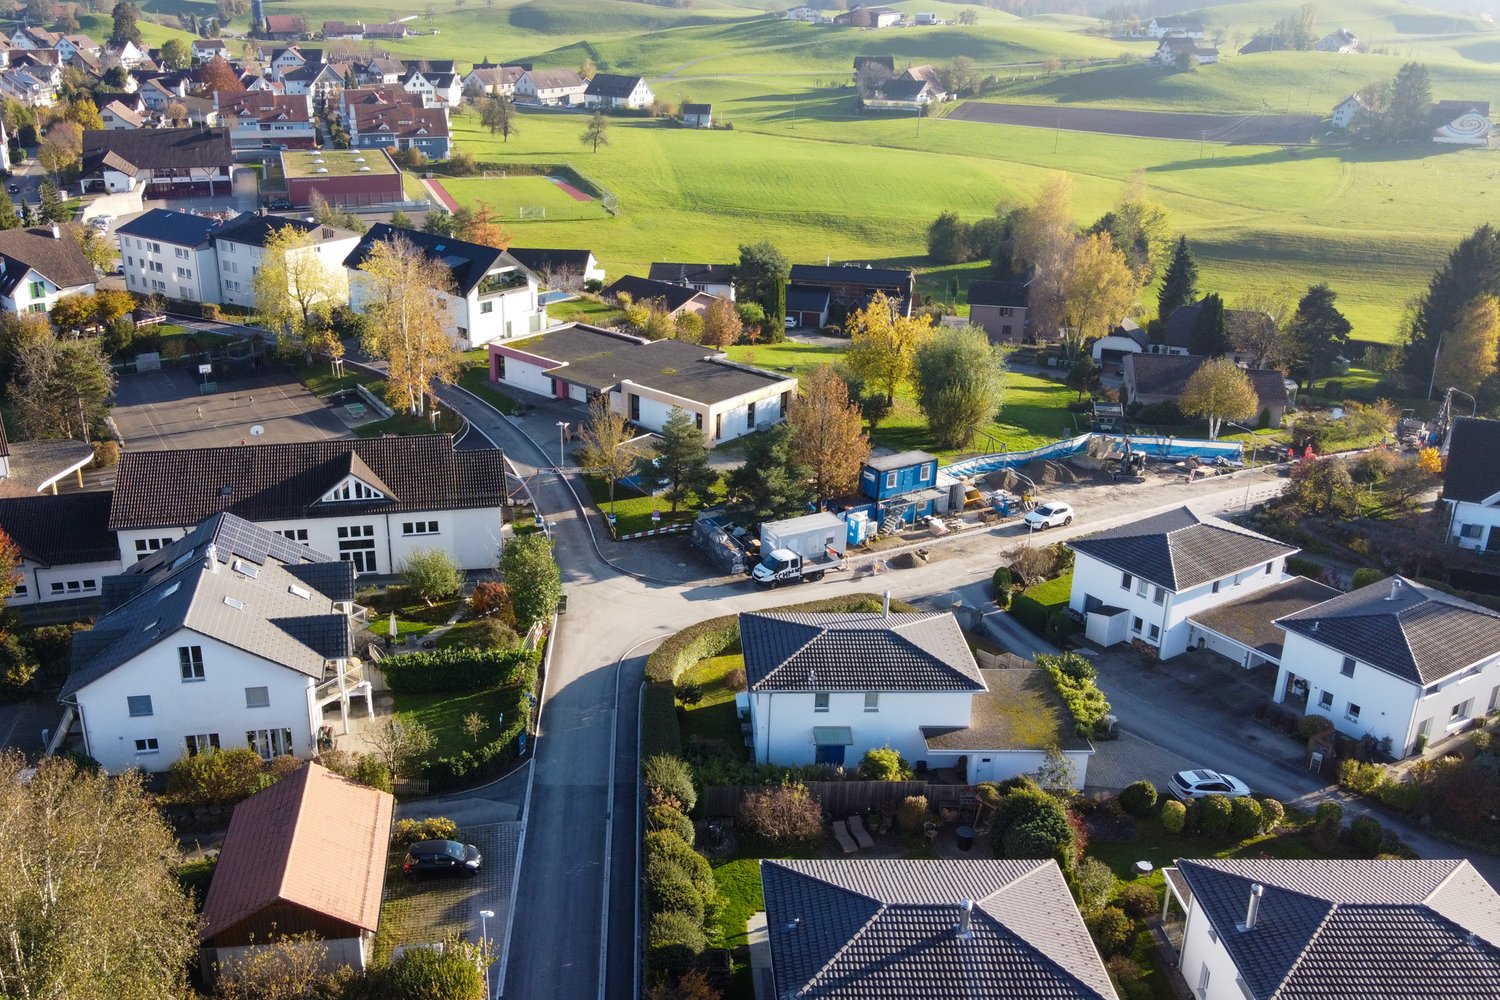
701, 780, 982, 818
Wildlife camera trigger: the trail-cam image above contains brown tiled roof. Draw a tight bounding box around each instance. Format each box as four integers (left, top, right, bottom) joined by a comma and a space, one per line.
217, 91, 311, 124
200, 763, 393, 942
0, 227, 97, 296
82, 127, 232, 175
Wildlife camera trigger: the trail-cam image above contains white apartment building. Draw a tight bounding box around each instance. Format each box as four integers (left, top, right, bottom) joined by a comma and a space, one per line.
115, 209, 222, 303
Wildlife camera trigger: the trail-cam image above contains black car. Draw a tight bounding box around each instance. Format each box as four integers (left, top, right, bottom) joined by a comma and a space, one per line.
402, 839, 482, 878
5, 183, 16, 194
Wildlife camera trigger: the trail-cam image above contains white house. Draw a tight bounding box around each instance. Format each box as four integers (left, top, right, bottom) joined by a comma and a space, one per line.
463, 66, 523, 98
782, 6, 824, 21
681, 102, 713, 128
57, 514, 368, 774
1272, 576, 1500, 756
115, 209, 222, 304
99, 98, 147, 129
1067, 506, 1297, 659
1315, 28, 1359, 53
192, 38, 230, 64
1164, 859, 1500, 1000
740, 609, 1093, 787
213, 214, 358, 311
0, 225, 99, 314
1331, 92, 1371, 129
1147, 16, 1205, 39
1442, 417, 1500, 551
0, 491, 122, 606
108, 435, 510, 573
402, 63, 463, 107
1090, 318, 1149, 371
514, 68, 587, 107
344, 224, 545, 350
583, 73, 654, 111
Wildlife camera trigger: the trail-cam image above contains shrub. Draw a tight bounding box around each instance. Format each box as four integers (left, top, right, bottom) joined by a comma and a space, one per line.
167, 747, 269, 805
993, 787, 1075, 863
1314, 802, 1343, 851
1116, 882, 1157, 919
1074, 856, 1116, 916
391, 816, 458, 848
725, 667, 748, 691
1298, 714, 1335, 740
1088, 906, 1134, 957
642, 683, 683, 760
92, 439, 119, 468
1350, 815, 1383, 856
1351, 567, 1384, 590
992, 566, 1013, 608
1118, 781, 1158, 817
647, 864, 706, 925
1198, 795, 1233, 837
380, 940, 488, 1000
1258, 797, 1285, 831
401, 548, 465, 602
858, 745, 912, 781
897, 794, 931, 831
645, 829, 713, 890
380, 646, 536, 694
738, 784, 823, 850
647, 803, 694, 845
1160, 799, 1187, 833
482, 618, 519, 649
644, 755, 698, 813
469, 581, 517, 627
1229, 796, 1263, 838
1036, 652, 1111, 737
1473, 730, 1493, 755
1338, 759, 1385, 795
1105, 955, 1144, 990
1376, 777, 1423, 813
500, 533, 562, 629
648, 910, 708, 976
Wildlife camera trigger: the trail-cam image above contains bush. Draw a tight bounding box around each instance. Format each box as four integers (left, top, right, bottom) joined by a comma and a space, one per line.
1036, 652, 1111, 737
644, 755, 698, 813
1105, 955, 1144, 991
858, 745, 912, 781
992, 566, 1013, 608
391, 816, 458, 848
1338, 759, 1385, 795
642, 683, 684, 760
402, 549, 465, 602
1116, 882, 1157, 919
993, 787, 1075, 863
1088, 906, 1134, 957
500, 533, 562, 629
1377, 777, 1423, 813
380, 646, 536, 694
1258, 797, 1285, 831
1298, 714, 1335, 740
92, 439, 119, 468
1314, 801, 1343, 851
1118, 781, 1158, 817
647, 864, 705, 925
1229, 796, 1263, 838
470, 581, 517, 627
725, 667, 747, 691
1198, 795, 1233, 837
1350, 815, 1383, 856
738, 784, 823, 850
648, 910, 708, 976
381, 940, 487, 1000
1160, 799, 1187, 833
647, 803, 694, 845
167, 747, 270, 805
1351, 567, 1384, 590
897, 794, 931, 831
1074, 856, 1116, 915
1473, 730, 1493, 755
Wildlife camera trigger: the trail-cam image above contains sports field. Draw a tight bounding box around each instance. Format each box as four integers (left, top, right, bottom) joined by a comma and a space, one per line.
438, 175, 612, 222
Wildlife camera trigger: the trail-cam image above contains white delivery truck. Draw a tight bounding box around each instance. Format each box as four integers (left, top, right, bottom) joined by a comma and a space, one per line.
752, 511, 848, 587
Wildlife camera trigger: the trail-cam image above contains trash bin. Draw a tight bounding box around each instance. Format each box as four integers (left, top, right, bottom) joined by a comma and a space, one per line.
955, 824, 976, 852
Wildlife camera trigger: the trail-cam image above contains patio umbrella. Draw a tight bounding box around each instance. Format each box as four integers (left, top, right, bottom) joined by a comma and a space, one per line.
389, 611, 398, 645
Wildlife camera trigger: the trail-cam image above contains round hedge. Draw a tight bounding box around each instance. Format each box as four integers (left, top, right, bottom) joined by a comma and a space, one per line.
1229, 797, 1263, 838
1118, 780, 1158, 817
647, 803, 695, 845
644, 754, 698, 813
1199, 794, 1233, 837
1160, 798, 1187, 834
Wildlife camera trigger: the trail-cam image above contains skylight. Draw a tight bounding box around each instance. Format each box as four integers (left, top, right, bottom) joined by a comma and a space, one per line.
232, 560, 258, 579
288, 584, 311, 600
160, 582, 180, 598
224, 596, 245, 610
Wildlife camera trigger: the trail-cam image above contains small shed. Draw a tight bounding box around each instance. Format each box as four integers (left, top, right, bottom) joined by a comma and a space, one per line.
681, 103, 713, 128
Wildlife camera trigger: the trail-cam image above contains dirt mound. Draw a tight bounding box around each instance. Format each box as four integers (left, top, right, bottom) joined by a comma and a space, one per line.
981, 461, 1080, 492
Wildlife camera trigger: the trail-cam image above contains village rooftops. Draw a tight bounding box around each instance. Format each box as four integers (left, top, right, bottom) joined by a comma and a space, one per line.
0, 226, 99, 294
740, 611, 984, 692
967, 278, 1029, 308
1163, 299, 1278, 353
584, 72, 645, 98
1069, 506, 1296, 593
82, 127, 232, 175
603, 274, 712, 312
213, 213, 356, 249
789, 262, 914, 287
1126, 354, 1288, 407
282, 149, 397, 179
647, 262, 733, 286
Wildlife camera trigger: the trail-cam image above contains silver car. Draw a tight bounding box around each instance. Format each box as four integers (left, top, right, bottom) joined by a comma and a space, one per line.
1168, 768, 1251, 801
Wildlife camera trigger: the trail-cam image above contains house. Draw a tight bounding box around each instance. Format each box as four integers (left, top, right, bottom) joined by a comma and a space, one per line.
1442, 417, 1500, 551
1091, 318, 1149, 369
268, 45, 311, 79
0, 67, 54, 106
135, 76, 186, 112
861, 77, 937, 111
857, 451, 943, 528
1163, 858, 1500, 999
789, 263, 914, 317
603, 274, 722, 318
0, 491, 121, 605
1183, 575, 1341, 670
320, 20, 365, 40
1273, 576, 1500, 755
583, 73, 654, 111
108, 435, 511, 572
762, 859, 1118, 999
55, 33, 101, 65
1147, 16, 1205, 39
1155, 37, 1218, 66
647, 262, 735, 300
834, 6, 902, 28
741, 609, 1094, 784
464, 65, 523, 98
1315, 28, 1359, 53
900, 63, 947, 96
362, 22, 410, 41
213, 213, 359, 311
81, 127, 234, 198
344, 224, 544, 349
488, 324, 796, 446
282, 60, 347, 101
200, 763, 391, 974
785, 284, 831, 329
99, 98, 146, 129
105, 39, 146, 68
680, 102, 712, 127
281, 148, 404, 209
783, 6, 824, 21
967, 278, 1030, 343
506, 247, 604, 288
192, 38, 230, 64
116, 210, 222, 304
402, 60, 462, 107
263, 14, 309, 40
1433, 104, 1493, 146
58, 514, 366, 773
515, 68, 587, 107
1331, 92, 1371, 129
1159, 300, 1280, 364
852, 55, 895, 77
7, 26, 58, 49
215, 91, 316, 152
1067, 506, 1297, 658
344, 93, 451, 159
353, 56, 404, 86
0, 226, 99, 314
1124, 353, 1291, 427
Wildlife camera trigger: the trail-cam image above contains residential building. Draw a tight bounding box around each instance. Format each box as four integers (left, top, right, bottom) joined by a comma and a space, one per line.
861, 77, 937, 111
1155, 36, 1218, 66
55, 33, 100, 65
0, 225, 98, 314
464, 65, 523, 97
268, 45, 311, 79
603, 274, 722, 318
1159, 300, 1280, 362
213, 213, 358, 311
785, 284, 831, 328
1147, 16, 1205, 39
1182, 575, 1340, 670
353, 56, 405, 86
1442, 417, 1500, 551
681, 102, 712, 127
834, 6, 902, 27
361, 23, 410, 41
344, 91, 451, 159
647, 262, 734, 300
967, 278, 1029, 343
506, 247, 604, 288
59, 514, 365, 773
0, 66, 53, 106
489, 324, 796, 446
0, 491, 121, 606
1067, 506, 1297, 658
1091, 318, 1149, 370
263, 14, 308, 40
1315, 28, 1359, 53
1124, 353, 1291, 428
281, 148, 404, 209
108, 435, 511, 572
81, 127, 234, 198
116, 209, 222, 303
344, 224, 544, 349
1164, 859, 1500, 999
135, 75, 187, 111
99, 98, 146, 129
191, 38, 230, 64
583, 73, 654, 110
105, 39, 146, 68
402, 59, 462, 106
762, 859, 1118, 999
1273, 576, 1500, 756
783, 6, 824, 21
7, 26, 59, 49
215, 91, 316, 152
282, 60, 347, 101
200, 763, 392, 974
789, 262, 914, 316
514, 68, 587, 107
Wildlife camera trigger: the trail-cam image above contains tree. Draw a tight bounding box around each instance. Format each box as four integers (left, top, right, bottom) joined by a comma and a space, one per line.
367, 717, 435, 782
481, 95, 518, 141
0, 528, 20, 608
655, 406, 717, 514
0, 752, 197, 999
198, 55, 244, 94
111, 1, 142, 45
579, 55, 596, 78
1060, 231, 1139, 351
787, 365, 869, 505
50, 292, 97, 335
926, 210, 971, 265
460, 199, 510, 249
1066, 354, 1101, 401
66, 98, 104, 132
580, 110, 609, 153
575, 392, 645, 514
1157, 235, 1198, 322
726, 424, 812, 521
1386, 61, 1433, 142
844, 291, 933, 404
94, 288, 134, 326
914, 325, 1006, 449
1288, 458, 1358, 518
160, 38, 192, 71
358, 234, 459, 415
1010, 172, 1075, 336
499, 533, 561, 629
858, 745, 911, 780
1096, 194, 1172, 282
24, 0, 54, 22
1404, 225, 1500, 390
1188, 292, 1230, 357
734, 240, 789, 320
214, 934, 352, 1000
700, 296, 742, 348
254, 225, 343, 361
162, 99, 188, 126
1288, 282, 1352, 385
1434, 294, 1500, 396
402, 548, 464, 602
1179, 357, 1257, 439
940, 55, 977, 97
7, 336, 115, 439
38, 121, 82, 178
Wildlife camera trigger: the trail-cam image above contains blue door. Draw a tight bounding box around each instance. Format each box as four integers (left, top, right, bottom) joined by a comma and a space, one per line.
816, 743, 846, 765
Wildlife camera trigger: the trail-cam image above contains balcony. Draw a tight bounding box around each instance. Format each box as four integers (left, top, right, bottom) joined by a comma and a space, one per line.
477, 269, 530, 297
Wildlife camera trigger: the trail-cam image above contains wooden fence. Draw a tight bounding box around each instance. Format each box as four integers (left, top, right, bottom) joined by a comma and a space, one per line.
701, 780, 981, 818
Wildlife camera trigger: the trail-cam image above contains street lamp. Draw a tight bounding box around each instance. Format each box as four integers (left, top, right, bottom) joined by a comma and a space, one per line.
478, 909, 496, 1000
556, 421, 568, 469
1224, 422, 1260, 511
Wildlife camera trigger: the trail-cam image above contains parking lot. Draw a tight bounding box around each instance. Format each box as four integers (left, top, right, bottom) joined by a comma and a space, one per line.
381, 822, 520, 958
111, 367, 355, 451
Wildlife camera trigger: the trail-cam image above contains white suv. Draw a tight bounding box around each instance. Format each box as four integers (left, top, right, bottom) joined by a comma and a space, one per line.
1023, 502, 1074, 530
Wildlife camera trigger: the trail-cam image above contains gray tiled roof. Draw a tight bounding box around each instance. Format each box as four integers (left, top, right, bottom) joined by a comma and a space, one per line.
740, 612, 984, 692
1442, 417, 1500, 504
1275, 575, 1500, 685
1175, 859, 1500, 999
1069, 506, 1295, 593
0, 491, 116, 566
1125, 353, 1287, 408
603, 274, 709, 313
762, 859, 1118, 999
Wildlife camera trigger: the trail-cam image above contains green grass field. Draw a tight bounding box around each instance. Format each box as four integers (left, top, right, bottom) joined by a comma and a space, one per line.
440, 174, 611, 222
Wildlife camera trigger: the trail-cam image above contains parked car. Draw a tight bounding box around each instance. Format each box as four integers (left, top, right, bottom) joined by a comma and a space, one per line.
402, 839, 482, 879
1168, 768, 1251, 801
5, 183, 16, 194
1023, 502, 1074, 530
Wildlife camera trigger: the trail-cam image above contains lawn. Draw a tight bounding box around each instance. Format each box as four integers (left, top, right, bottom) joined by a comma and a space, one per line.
584, 473, 720, 535
711, 856, 762, 950
354, 409, 466, 438
441, 175, 612, 222
677, 653, 746, 749
394, 687, 512, 764
296, 363, 383, 398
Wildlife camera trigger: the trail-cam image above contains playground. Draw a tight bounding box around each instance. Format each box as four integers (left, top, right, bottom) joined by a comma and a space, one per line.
434, 174, 613, 222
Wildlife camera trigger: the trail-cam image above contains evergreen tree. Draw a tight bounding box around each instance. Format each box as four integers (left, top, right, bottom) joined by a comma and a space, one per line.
654, 406, 717, 514
726, 424, 812, 521
1386, 62, 1433, 142
1404, 225, 1500, 389
20, 201, 35, 228
0, 197, 19, 231
1157, 235, 1197, 322
110, 1, 142, 45
1289, 283, 1352, 386
1188, 292, 1230, 357
38, 178, 66, 223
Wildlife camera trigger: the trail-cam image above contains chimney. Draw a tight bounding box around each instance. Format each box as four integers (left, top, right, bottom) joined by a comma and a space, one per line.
954, 899, 974, 939
1238, 884, 1264, 932
49, 224, 60, 240
204, 542, 219, 572
882, 590, 891, 618
1388, 578, 1404, 601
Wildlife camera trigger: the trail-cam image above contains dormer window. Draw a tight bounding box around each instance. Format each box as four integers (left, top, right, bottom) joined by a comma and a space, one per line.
323, 477, 384, 502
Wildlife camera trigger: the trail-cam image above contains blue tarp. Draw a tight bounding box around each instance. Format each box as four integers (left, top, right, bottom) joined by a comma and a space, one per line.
939, 433, 1244, 478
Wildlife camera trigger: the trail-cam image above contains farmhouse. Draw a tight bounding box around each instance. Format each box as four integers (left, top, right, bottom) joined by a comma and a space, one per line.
783, 6, 824, 21
680, 102, 712, 127
213, 213, 359, 311
80, 127, 234, 198
1147, 16, 1205, 39
281, 148, 403, 209
262, 14, 308, 41
116, 209, 222, 304
1441, 417, 1500, 552
1432, 102, 1493, 145
464, 65, 524, 97
515, 68, 587, 107
834, 6, 901, 28
861, 77, 937, 111
1155, 36, 1218, 66
1316, 27, 1360, 52
0, 491, 120, 605
647, 262, 735, 300
506, 247, 604, 288
789, 262, 914, 316
583, 73, 654, 111
488, 323, 796, 446
0, 225, 98, 314
1124, 354, 1291, 427
319, 20, 364, 40
604, 274, 722, 318
967, 278, 1030, 343
1331, 92, 1372, 129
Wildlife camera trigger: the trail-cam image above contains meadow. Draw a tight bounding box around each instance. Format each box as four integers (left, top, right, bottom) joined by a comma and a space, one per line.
439, 174, 611, 221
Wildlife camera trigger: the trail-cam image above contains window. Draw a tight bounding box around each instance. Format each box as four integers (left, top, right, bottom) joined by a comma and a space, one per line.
245, 686, 270, 709
174, 247, 188, 259
1265, 562, 1273, 575
1451, 699, 1473, 723
127, 695, 153, 717
27, 279, 44, 300
1212, 580, 1221, 594
1148, 624, 1160, 640
1341, 657, 1356, 678
814, 692, 829, 713
885, 471, 897, 489
134, 536, 174, 558
1121, 572, 1132, 590
176, 266, 191, 279
864, 692, 879, 713
1152, 586, 1165, 605
999, 307, 1013, 317
494, 355, 506, 379
327, 479, 381, 501
184, 733, 219, 755
1461, 523, 1484, 539
1131, 616, 1143, 634
178, 645, 204, 681
747, 401, 757, 425
246, 728, 295, 759
337, 524, 377, 572
48, 579, 97, 595
1346, 702, 1361, 722
1318, 691, 1333, 711
919, 464, 931, 482
1136, 579, 1148, 597
278, 528, 309, 543
480, 300, 493, 314
1491, 685, 1500, 713
402, 520, 439, 536
134, 738, 159, 754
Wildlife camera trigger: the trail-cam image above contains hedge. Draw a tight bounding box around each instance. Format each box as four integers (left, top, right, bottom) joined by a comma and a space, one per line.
382, 647, 538, 694
644, 593, 918, 683
1036, 652, 1111, 737
642, 682, 683, 759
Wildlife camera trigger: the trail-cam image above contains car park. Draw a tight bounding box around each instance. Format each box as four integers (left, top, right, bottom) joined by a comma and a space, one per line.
402, 839, 482, 879
1167, 768, 1251, 801
1023, 502, 1074, 530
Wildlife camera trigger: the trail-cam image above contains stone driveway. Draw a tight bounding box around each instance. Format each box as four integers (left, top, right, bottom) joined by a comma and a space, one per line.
381, 822, 520, 958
